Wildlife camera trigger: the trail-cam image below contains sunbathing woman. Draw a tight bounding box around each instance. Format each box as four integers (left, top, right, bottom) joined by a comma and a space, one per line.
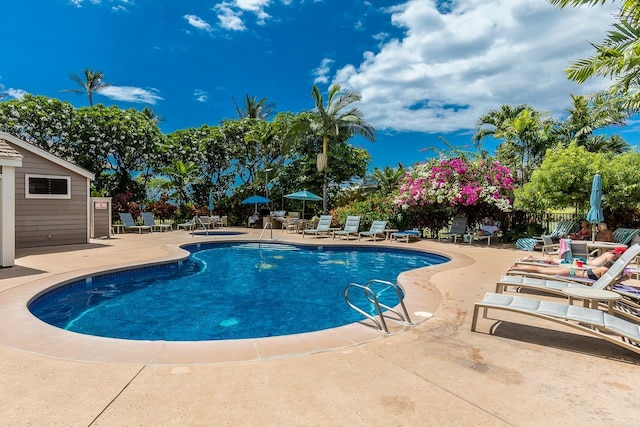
508, 262, 614, 281
519, 246, 626, 267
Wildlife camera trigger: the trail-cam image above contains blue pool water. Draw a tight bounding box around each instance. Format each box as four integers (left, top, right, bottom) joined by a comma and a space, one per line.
29, 242, 448, 341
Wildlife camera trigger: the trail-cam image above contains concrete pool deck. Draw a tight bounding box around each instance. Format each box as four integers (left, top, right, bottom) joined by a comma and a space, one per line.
1, 228, 639, 426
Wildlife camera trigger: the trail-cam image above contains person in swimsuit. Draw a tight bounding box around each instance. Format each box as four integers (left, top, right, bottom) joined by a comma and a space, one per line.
572, 220, 591, 240
518, 246, 626, 267
507, 261, 615, 281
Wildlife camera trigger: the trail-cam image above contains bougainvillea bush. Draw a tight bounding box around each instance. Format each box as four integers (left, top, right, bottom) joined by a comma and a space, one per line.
393, 158, 515, 229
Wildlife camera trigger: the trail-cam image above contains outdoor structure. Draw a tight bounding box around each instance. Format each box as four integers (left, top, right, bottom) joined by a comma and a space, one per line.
0, 132, 95, 266
0, 138, 23, 267
90, 197, 112, 239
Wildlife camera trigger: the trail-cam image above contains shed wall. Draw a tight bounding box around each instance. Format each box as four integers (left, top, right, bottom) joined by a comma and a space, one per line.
12, 146, 89, 248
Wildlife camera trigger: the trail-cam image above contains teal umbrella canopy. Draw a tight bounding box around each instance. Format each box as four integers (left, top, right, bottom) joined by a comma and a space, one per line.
284, 190, 322, 201
241, 195, 271, 213
586, 173, 604, 240
285, 190, 322, 218
241, 195, 271, 205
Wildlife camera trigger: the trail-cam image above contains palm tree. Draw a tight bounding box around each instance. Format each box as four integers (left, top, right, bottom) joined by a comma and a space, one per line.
474, 104, 551, 183
141, 106, 165, 125
160, 159, 200, 207
554, 93, 629, 153
61, 68, 110, 106
473, 104, 530, 143
233, 94, 275, 120
372, 165, 405, 195
308, 84, 375, 213
550, 1, 640, 109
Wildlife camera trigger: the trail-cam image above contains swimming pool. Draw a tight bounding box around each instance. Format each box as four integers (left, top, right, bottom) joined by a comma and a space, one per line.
29, 242, 448, 341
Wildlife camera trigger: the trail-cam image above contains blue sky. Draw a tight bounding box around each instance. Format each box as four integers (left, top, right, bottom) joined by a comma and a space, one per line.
0, 0, 632, 169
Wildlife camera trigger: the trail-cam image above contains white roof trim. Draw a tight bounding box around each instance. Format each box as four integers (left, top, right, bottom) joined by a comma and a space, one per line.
0, 158, 23, 167
0, 132, 95, 180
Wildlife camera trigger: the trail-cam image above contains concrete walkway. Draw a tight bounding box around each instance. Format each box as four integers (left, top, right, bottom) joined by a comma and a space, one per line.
1, 228, 638, 426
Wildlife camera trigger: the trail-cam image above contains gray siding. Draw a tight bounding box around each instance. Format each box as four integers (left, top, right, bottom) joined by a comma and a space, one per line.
91, 199, 112, 238
12, 146, 89, 248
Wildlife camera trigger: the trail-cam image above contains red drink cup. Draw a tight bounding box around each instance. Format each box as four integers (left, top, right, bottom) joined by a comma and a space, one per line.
576, 260, 584, 267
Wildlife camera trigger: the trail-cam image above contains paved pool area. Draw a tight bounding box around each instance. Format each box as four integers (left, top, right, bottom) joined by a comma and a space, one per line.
0, 228, 638, 426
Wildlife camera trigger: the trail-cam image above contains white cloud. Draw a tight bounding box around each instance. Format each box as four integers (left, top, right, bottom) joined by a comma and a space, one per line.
194, 89, 209, 103
97, 86, 163, 104
313, 58, 335, 84
332, 0, 619, 134
214, 4, 246, 31
184, 14, 214, 33
213, 0, 276, 30
4, 88, 28, 99
69, 0, 129, 9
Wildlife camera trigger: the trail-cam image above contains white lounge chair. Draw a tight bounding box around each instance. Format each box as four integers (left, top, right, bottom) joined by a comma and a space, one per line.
141, 212, 172, 232
118, 212, 152, 234
177, 217, 197, 231
497, 244, 640, 320
471, 292, 640, 357
302, 215, 333, 238
332, 216, 361, 240
358, 220, 388, 241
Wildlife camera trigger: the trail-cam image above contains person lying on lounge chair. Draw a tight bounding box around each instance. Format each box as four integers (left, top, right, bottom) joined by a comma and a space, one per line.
519, 246, 626, 267
508, 261, 627, 281
477, 219, 499, 236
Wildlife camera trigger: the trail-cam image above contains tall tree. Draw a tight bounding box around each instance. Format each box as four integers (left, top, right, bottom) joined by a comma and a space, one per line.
474, 105, 552, 183
61, 68, 110, 106
554, 93, 629, 153
233, 94, 275, 120
549, 0, 640, 110
372, 165, 405, 195
160, 159, 200, 208
141, 106, 165, 125
294, 84, 375, 213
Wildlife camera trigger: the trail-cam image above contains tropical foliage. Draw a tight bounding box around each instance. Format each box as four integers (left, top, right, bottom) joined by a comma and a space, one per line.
517, 142, 640, 215
549, 0, 640, 110
61, 68, 110, 106
395, 158, 514, 211
291, 84, 376, 213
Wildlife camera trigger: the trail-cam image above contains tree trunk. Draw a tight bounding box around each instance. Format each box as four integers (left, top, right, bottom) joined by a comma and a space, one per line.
322, 171, 328, 214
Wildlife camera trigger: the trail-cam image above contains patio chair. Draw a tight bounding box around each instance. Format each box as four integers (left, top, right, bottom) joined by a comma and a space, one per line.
358, 220, 388, 241
496, 244, 640, 320
332, 216, 361, 240
569, 240, 598, 261
471, 292, 640, 357
438, 217, 468, 243
177, 217, 197, 231
613, 228, 640, 246
533, 220, 577, 243
540, 236, 560, 257
503, 243, 640, 285
390, 230, 420, 243
141, 212, 172, 232
302, 215, 333, 238
472, 221, 501, 246
118, 212, 152, 234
